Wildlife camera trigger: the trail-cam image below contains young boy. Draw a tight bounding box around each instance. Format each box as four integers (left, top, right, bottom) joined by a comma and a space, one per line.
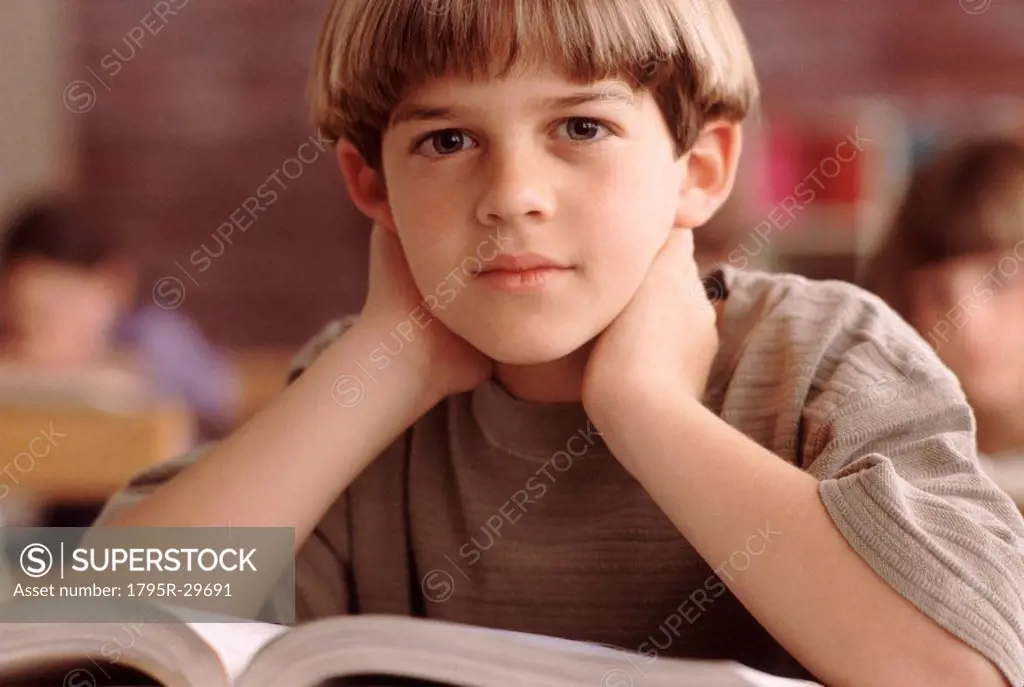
0, 201, 150, 406
0, 200, 241, 440
95, 1, 1024, 684
864, 138, 1024, 502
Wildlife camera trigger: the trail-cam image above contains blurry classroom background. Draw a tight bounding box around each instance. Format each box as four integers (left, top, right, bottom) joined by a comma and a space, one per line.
1, 0, 1023, 546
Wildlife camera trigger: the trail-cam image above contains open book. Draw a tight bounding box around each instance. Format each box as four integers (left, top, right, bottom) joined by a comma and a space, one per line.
0, 601, 821, 687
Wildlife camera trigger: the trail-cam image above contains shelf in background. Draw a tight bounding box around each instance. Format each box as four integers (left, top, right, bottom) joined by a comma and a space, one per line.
742, 96, 1024, 284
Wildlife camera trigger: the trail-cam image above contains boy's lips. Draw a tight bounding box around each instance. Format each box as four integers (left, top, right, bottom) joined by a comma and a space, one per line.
476, 253, 571, 274
473, 253, 575, 293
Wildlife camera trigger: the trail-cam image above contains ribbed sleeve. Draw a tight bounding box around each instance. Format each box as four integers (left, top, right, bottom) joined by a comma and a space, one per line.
93, 446, 211, 525
800, 298, 1024, 685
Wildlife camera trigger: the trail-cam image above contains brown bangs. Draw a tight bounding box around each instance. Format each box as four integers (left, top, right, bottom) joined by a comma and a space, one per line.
310, 0, 758, 169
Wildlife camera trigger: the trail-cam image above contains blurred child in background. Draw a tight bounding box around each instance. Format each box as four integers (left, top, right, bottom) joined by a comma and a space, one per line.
0, 202, 150, 408
0, 199, 241, 525
864, 137, 1024, 494
0, 199, 241, 439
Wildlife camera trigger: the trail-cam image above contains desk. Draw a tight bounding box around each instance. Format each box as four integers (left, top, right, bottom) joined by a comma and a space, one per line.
0, 402, 194, 502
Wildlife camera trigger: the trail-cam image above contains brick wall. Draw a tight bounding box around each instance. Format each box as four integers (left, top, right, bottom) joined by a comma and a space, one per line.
70, 0, 1024, 346
71, 0, 366, 347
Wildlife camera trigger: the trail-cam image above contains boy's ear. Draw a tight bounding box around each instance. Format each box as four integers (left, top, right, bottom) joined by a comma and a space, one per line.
674, 120, 743, 229
336, 139, 397, 232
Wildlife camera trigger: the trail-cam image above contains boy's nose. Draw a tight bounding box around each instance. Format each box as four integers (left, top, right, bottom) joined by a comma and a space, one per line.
475, 149, 555, 227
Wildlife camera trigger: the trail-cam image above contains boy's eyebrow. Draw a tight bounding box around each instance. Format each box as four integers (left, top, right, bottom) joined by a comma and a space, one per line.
390, 89, 636, 126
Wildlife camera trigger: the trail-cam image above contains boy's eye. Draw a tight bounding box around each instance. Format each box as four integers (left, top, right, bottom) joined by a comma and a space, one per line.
416, 129, 477, 157
412, 119, 611, 156
556, 117, 610, 142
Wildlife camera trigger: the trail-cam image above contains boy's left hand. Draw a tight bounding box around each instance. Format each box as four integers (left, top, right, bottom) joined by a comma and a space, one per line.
581, 229, 719, 419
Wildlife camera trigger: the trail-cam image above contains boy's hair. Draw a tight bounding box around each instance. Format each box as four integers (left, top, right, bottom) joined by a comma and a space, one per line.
309, 0, 759, 171
0, 200, 120, 273
863, 137, 1024, 321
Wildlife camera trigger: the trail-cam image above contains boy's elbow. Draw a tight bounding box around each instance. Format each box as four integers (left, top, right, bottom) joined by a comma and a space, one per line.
869, 629, 1013, 687
959, 655, 1011, 687
928, 644, 1010, 687
862, 650, 1009, 687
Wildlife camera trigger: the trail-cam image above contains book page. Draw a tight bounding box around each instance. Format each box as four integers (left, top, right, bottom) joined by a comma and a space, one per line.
736, 665, 821, 686
239, 615, 821, 687
186, 620, 288, 680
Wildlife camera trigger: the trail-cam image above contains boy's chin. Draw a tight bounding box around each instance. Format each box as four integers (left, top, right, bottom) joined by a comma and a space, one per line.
471, 332, 593, 366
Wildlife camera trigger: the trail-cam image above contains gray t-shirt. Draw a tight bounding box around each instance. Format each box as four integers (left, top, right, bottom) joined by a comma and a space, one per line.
97, 266, 1024, 684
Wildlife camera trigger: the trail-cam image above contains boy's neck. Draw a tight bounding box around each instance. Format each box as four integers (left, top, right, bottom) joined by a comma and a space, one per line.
494, 341, 594, 403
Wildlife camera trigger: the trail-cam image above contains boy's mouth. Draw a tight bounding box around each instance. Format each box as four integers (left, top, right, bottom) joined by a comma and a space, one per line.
477, 253, 570, 274
474, 253, 575, 293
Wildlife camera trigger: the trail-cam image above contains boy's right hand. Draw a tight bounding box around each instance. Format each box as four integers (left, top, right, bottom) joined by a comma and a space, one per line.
97, 225, 491, 577
358, 222, 493, 404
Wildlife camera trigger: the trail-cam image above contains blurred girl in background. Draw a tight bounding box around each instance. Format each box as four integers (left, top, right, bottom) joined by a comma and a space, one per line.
864, 137, 1024, 497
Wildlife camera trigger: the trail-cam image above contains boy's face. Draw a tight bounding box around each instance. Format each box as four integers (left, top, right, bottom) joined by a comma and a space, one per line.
911, 251, 1024, 412
2, 257, 128, 359
375, 63, 694, 364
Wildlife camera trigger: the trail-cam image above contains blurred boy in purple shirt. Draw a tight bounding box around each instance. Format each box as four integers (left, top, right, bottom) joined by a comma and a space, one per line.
0, 200, 240, 445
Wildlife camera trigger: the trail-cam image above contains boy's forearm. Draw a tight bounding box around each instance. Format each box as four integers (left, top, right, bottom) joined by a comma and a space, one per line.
101, 318, 439, 544
589, 395, 1007, 687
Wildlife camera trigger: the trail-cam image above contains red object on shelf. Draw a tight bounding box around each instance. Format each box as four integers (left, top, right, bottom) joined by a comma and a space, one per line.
803, 136, 862, 204
759, 124, 864, 211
